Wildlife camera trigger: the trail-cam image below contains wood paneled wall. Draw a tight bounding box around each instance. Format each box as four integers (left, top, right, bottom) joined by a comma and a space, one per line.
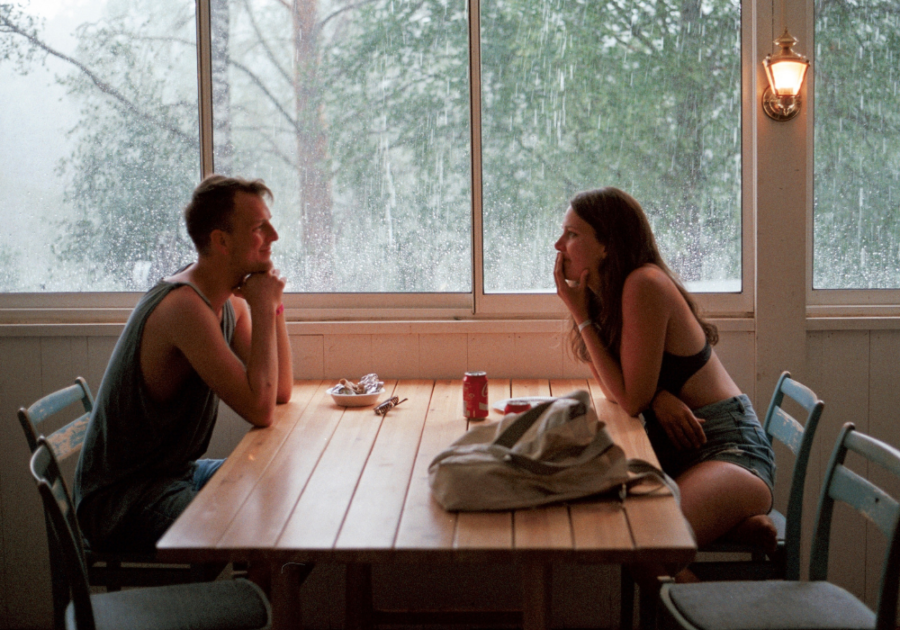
1, 327, 893, 629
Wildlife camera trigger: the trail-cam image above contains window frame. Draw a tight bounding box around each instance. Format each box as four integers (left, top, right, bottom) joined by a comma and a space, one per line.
0, 0, 755, 324
805, 0, 900, 317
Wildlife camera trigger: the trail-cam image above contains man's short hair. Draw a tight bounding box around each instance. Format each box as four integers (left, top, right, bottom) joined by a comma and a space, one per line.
184, 175, 273, 254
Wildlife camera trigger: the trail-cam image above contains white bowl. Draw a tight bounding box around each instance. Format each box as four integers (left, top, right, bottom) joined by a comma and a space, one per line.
328, 385, 384, 407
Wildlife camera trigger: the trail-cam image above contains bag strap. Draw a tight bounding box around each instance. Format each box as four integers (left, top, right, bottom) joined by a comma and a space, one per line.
496, 430, 616, 476
488, 398, 614, 476
491, 399, 556, 449
621, 459, 681, 505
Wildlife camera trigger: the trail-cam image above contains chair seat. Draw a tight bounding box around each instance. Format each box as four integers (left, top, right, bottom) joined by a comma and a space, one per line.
662, 580, 875, 630
66, 578, 271, 630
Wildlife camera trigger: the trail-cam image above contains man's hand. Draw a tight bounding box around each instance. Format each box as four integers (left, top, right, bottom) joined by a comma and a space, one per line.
652, 390, 706, 450
234, 269, 285, 314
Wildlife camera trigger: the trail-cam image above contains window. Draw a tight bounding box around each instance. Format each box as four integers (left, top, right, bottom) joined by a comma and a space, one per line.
813, 0, 900, 294
1, 0, 745, 314
480, 0, 743, 296
0, 0, 199, 292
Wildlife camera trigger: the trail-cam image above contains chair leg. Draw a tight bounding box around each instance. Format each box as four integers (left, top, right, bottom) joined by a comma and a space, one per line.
638, 584, 657, 630
48, 531, 68, 630
620, 567, 635, 630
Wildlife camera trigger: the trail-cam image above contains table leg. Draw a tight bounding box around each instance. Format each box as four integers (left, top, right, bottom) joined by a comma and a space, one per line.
521, 562, 551, 630
345, 563, 374, 630
270, 562, 312, 630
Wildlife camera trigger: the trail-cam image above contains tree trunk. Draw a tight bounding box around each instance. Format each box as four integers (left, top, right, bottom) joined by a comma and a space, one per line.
292, 0, 335, 290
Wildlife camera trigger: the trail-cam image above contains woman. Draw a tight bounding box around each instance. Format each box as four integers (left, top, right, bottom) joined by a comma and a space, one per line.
553, 187, 776, 579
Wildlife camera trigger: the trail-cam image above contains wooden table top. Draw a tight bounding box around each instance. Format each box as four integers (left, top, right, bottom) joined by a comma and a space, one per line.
157, 379, 696, 567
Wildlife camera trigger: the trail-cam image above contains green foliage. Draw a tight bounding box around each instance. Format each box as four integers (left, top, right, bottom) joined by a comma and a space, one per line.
0, 0, 753, 293
814, 0, 900, 288
479, 0, 742, 290
52, 2, 199, 290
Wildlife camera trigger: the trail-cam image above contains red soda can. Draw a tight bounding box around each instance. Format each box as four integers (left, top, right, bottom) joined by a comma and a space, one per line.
463, 371, 489, 419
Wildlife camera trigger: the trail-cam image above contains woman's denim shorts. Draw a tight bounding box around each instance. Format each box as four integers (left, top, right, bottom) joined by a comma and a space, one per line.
644, 394, 776, 500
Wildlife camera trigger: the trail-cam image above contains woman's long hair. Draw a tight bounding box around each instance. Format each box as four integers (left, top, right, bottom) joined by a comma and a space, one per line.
567, 187, 718, 363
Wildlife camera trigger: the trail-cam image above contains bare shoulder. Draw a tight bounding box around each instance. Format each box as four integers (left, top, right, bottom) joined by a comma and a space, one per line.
148, 285, 218, 339
623, 264, 677, 303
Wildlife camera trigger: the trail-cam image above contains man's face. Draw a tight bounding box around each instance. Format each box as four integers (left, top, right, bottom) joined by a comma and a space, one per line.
224, 191, 279, 274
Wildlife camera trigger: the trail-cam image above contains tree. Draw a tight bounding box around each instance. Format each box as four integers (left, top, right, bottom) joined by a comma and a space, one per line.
2, 0, 753, 293
813, 0, 900, 288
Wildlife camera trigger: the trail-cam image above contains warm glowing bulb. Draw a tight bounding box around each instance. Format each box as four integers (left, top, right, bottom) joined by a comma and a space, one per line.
769, 59, 808, 96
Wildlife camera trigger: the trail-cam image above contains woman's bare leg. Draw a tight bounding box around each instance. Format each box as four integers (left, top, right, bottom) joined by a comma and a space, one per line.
676, 459, 774, 548
674, 459, 775, 581
628, 459, 774, 586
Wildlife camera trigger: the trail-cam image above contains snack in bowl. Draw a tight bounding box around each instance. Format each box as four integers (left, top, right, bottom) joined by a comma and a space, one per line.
329, 373, 385, 407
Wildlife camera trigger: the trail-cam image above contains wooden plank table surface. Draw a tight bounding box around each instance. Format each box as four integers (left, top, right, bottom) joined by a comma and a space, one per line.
157, 379, 696, 630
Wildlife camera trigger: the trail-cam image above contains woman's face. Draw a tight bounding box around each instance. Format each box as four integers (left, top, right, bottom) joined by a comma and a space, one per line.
554, 207, 606, 288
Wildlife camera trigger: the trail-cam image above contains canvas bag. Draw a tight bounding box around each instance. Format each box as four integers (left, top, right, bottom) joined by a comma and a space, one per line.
428, 390, 678, 511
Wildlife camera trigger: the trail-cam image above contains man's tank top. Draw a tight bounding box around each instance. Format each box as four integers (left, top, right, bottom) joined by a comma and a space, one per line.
74, 279, 235, 546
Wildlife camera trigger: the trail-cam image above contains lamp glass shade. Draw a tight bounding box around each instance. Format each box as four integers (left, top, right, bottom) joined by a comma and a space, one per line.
767, 59, 809, 96
763, 28, 810, 97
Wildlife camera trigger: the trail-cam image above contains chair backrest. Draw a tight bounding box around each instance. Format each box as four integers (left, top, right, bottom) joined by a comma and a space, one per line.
760, 370, 824, 580
809, 423, 900, 630
18, 377, 94, 460
30, 439, 97, 630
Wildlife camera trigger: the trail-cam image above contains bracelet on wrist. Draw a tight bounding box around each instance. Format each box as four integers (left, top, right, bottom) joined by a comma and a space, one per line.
275, 303, 285, 316
577, 319, 592, 332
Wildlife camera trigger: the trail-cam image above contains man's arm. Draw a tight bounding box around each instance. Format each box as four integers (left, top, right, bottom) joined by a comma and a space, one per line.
156, 275, 283, 427
231, 289, 292, 404
274, 305, 293, 402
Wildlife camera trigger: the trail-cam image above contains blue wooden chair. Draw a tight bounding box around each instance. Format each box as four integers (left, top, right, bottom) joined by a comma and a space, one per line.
30, 438, 272, 630
18, 378, 222, 630
659, 422, 900, 630
621, 371, 824, 628
691, 371, 824, 581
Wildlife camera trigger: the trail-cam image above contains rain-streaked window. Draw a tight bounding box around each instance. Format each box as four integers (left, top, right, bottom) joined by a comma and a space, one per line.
481, 0, 743, 294
1, 0, 741, 295
0, 0, 199, 292
211, 0, 472, 293
814, 0, 900, 289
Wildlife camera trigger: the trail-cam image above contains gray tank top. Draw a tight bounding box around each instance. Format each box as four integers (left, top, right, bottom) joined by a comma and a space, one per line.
74, 279, 235, 545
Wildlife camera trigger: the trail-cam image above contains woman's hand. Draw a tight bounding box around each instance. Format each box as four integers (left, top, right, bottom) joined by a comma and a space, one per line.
554, 252, 591, 324
652, 389, 706, 450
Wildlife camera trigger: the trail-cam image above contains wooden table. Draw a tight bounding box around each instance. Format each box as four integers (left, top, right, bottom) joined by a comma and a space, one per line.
157, 379, 695, 630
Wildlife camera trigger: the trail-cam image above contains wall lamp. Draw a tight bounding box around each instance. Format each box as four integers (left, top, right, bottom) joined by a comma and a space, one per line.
762, 28, 810, 122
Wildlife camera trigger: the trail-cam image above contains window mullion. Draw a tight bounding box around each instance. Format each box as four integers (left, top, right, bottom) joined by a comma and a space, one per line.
469, 0, 484, 314
196, 0, 214, 177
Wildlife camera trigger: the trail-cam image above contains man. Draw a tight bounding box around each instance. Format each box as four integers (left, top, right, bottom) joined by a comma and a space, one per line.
74, 175, 293, 552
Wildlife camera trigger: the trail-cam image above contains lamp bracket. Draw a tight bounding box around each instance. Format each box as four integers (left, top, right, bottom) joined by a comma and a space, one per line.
762, 85, 801, 121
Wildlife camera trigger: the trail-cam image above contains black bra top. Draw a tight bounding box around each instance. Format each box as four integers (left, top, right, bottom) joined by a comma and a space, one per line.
657, 341, 712, 395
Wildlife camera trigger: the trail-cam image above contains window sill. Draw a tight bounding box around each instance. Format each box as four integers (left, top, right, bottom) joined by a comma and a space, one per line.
0, 316, 758, 337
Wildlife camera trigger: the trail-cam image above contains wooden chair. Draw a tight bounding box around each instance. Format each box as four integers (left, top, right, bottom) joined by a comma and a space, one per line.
621, 371, 824, 628
659, 422, 900, 630
29, 439, 271, 630
690, 371, 824, 581
18, 378, 222, 630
